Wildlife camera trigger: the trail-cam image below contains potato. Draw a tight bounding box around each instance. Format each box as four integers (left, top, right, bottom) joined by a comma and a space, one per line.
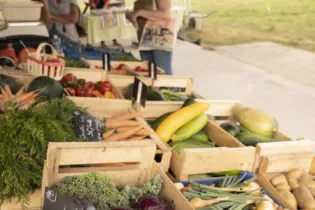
293, 186, 315, 209
287, 168, 306, 181
288, 179, 300, 190
307, 187, 315, 197
275, 183, 290, 191
271, 174, 288, 186
278, 190, 297, 210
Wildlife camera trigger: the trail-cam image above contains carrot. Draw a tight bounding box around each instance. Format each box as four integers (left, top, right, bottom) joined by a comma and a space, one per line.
0, 86, 9, 102
13, 91, 38, 104
105, 119, 141, 128
105, 126, 143, 142
127, 135, 147, 141
110, 112, 142, 121
15, 87, 25, 97
18, 92, 39, 105
19, 99, 36, 110
103, 129, 115, 139
4, 84, 12, 99
117, 127, 151, 136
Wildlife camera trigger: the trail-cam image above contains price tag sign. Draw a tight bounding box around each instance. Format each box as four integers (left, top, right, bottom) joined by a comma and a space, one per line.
102, 53, 111, 71
73, 110, 103, 141
43, 188, 96, 210
148, 62, 157, 80
132, 77, 148, 108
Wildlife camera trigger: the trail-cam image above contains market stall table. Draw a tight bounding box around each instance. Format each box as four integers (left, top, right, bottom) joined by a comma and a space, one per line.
80, 6, 186, 45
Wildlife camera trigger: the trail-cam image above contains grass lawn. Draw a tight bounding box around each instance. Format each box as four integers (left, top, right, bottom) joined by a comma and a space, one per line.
181, 0, 315, 52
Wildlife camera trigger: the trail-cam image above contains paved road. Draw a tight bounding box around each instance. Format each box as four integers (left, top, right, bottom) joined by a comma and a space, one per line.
172, 41, 315, 140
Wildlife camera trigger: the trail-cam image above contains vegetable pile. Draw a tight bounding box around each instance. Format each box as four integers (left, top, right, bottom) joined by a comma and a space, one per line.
0, 84, 82, 204
61, 73, 116, 98
103, 111, 151, 141
270, 168, 315, 209
54, 172, 173, 210
149, 99, 215, 154
63, 57, 89, 68
176, 173, 285, 210
220, 104, 281, 146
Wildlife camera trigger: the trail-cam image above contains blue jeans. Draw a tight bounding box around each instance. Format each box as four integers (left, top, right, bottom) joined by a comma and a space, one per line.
140, 50, 173, 75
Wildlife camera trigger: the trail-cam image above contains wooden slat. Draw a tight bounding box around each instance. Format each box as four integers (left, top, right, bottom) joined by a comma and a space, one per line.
64, 68, 107, 82
46, 141, 156, 187
180, 147, 256, 179
195, 99, 240, 116
1, 190, 41, 210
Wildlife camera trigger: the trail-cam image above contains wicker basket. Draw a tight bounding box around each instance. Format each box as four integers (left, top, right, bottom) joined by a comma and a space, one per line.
27, 43, 65, 80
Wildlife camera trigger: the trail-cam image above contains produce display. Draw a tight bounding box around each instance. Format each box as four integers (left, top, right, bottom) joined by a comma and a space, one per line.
52, 173, 172, 210
148, 99, 215, 154
175, 173, 285, 210
220, 104, 281, 146
60, 73, 117, 98
62, 57, 90, 68
103, 111, 151, 141
269, 168, 315, 209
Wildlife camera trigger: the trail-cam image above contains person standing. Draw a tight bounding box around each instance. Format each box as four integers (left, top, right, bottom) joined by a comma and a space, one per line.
126, 0, 173, 75
40, 0, 81, 42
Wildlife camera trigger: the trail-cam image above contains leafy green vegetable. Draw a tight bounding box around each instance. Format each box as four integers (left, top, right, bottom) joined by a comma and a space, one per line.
56, 172, 127, 210
56, 173, 163, 210
119, 175, 163, 204
0, 98, 82, 205
63, 57, 89, 68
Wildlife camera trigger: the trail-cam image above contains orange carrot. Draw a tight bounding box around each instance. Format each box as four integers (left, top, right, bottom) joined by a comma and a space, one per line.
13, 91, 38, 104
0, 86, 9, 102
127, 135, 147, 141
4, 84, 12, 99
105, 120, 141, 128
117, 127, 151, 136
15, 87, 25, 97
110, 112, 142, 121
105, 126, 142, 141
18, 92, 39, 105
103, 129, 115, 139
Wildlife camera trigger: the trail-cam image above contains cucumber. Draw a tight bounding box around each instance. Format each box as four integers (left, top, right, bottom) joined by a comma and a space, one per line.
171, 113, 208, 142
182, 98, 196, 108
236, 131, 276, 146
220, 122, 240, 137
150, 112, 173, 130
185, 130, 209, 141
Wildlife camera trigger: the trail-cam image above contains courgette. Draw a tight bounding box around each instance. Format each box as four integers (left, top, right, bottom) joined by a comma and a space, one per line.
220, 122, 240, 137
186, 130, 209, 142
150, 112, 173, 130
156, 103, 210, 142
236, 131, 276, 146
171, 114, 208, 141
182, 98, 196, 108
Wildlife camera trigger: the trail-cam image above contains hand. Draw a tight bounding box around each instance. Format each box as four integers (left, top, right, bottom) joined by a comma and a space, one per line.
126, 11, 139, 30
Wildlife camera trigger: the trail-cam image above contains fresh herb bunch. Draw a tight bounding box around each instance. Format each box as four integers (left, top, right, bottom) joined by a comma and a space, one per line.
56, 172, 127, 210
0, 98, 82, 205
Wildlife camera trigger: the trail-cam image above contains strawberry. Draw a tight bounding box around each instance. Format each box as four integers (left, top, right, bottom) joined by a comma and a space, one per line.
83, 86, 92, 97
75, 87, 84, 97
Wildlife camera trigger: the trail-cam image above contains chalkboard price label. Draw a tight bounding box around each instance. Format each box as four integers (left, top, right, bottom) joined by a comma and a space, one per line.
132, 77, 148, 108
43, 187, 96, 210
73, 110, 103, 141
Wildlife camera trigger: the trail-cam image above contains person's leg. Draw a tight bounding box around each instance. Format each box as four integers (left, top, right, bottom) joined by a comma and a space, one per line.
140, 50, 154, 63
152, 50, 173, 75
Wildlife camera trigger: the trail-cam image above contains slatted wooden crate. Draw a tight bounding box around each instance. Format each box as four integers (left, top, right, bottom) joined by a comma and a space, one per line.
86, 60, 165, 76
140, 100, 292, 181
257, 140, 315, 209
71, 97, 171, 172
41, 141, 193, 210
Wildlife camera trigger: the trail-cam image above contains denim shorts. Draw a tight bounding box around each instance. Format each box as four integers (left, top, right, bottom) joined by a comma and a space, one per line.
140, 50, 173, 75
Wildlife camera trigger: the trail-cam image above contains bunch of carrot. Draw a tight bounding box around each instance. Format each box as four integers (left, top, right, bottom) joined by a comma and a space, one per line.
0, 84, 40, 112
103, 111, 151, 142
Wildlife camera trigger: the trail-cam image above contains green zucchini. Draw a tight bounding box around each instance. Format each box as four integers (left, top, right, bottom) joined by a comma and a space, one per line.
185, 130, 209, 142
150, 112, 173, 130
182, 98, 196, 108
236, 131, 276, 146
220, 122, 240, 137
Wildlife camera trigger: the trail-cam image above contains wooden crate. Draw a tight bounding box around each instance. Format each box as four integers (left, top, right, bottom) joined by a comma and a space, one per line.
70, 97, 171, 172
141, 100, 292, 181
0, 69, 34, 86
41, 141, 193, 210
257, 140, 315, 209
1, 190, 41, 210
87, 60, 165, 76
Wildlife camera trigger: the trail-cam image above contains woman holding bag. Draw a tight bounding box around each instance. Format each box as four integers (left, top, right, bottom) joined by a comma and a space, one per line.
126, 0, 174, 75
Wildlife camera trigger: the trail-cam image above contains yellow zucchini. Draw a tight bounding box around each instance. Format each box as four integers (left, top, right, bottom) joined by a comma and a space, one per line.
156, 103, 210, 142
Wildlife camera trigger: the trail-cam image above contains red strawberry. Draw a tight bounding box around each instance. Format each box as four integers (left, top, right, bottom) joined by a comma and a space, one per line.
75, 87, 83, 97
83, 86, 92, 97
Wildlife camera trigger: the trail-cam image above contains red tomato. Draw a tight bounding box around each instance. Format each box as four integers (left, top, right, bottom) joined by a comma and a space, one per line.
85, 81, 96, 90
116, 64, 126, 70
